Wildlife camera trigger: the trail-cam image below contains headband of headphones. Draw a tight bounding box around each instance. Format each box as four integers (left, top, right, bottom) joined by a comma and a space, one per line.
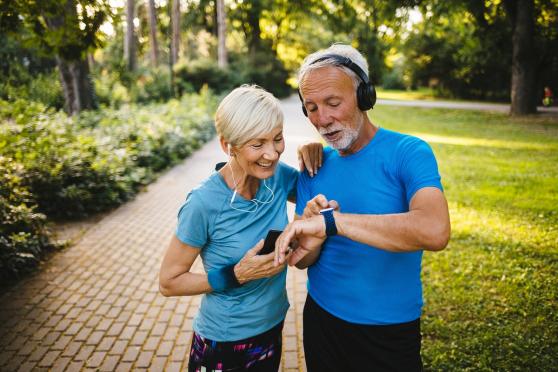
310, 54, 370, 85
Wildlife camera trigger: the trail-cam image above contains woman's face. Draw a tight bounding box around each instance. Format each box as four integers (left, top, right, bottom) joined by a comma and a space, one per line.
233, 125, 285, 180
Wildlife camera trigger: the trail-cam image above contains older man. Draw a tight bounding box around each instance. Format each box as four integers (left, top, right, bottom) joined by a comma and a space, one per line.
276, 44, 451, 371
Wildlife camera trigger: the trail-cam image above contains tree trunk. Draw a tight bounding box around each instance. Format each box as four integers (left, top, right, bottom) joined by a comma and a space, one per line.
57, 56, 97, 115
171, 0, 180, 65
216, 0, 228, 68
509, 0, 537, 115
247, 1, 262, 58
147, 0, 159, 67
46, 0, 97, 115
125, 0, 136, 71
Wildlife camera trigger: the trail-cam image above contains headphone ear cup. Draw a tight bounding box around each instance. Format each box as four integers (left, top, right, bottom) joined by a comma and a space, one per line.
298, 90, 308, 117
357, 82, 376, 111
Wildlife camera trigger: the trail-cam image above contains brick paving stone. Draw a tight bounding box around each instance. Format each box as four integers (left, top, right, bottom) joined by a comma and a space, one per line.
16, 340, 37, 356
100, 355, 120, 371
74, 345, 95, 361
51, 358, 72, 372
74, 327, 93, 341
166, 362, 183, 372
115, 361, 133, 372
143, 336, 160, 351
135, 351, 154, 368
283, 350, 299, 369
64, 322, 82, 336
28, 346, 49, 362
4, 355, 26, 372
98, 336, 116, 351
31, 326, 50, 340
109, 340, 128, 355
17, 361, 37, 372
86, 351, 107, 368
151, 322, 166, 336
52, 335, 72, 351
86, 330, 105, 345
0, 350, 15, 366
65, 361, 85, 372
130, 330, 148, 346
61, 341, 83, 357
156, 340, 173, 357
38, 350, 61, 367
175, 331, 192, 346
122, 346, 140, 362
150, 356, 167, 372
107, 322, 125, 336
44, 314, 63, 328
96, 318, 113, 331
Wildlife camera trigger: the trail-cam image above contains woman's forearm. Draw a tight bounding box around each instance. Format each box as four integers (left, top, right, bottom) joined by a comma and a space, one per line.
159, 272, 212, 297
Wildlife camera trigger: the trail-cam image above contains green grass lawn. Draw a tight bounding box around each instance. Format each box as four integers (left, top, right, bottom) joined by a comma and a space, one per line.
377, 87, 438, 101
372, 106, 558, 370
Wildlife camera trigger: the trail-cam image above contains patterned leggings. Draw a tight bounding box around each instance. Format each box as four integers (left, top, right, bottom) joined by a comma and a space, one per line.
188, 322, 283, 372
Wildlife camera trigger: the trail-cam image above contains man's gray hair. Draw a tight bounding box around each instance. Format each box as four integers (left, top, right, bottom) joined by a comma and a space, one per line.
297, 44, 370, 92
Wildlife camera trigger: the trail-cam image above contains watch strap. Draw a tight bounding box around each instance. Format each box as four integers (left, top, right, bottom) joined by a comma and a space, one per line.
320, 207, 338, 236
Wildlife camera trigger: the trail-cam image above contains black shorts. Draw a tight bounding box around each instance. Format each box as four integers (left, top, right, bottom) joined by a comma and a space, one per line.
303, 294, 422, 372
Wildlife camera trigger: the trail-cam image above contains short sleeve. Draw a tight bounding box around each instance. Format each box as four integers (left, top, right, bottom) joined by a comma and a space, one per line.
398, 138, 443, 204
175, 191, 209, 248
295, 170, 312, 216
283, 163, 298, 201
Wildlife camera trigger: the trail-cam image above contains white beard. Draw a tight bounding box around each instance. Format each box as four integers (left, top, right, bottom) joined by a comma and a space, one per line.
319, 120, 363, 151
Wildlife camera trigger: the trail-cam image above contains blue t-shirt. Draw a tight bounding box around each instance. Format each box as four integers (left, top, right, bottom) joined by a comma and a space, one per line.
176, 161, 297, 341
295, 128, 443, 325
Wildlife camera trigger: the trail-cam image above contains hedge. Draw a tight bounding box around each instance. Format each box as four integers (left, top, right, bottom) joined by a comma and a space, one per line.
0, 89, 217, 281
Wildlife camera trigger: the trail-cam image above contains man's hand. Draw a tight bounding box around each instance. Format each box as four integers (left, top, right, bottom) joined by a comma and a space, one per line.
302, 194, 339, 218
275, 215, 327, 266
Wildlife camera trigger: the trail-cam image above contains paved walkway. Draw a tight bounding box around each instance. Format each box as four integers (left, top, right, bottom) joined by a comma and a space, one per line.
0, 96, 320, 372
378, 98, 558, 114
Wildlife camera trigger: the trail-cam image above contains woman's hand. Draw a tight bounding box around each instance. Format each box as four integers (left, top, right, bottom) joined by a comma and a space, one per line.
297, 142, 323, 177
302, 194, 339, 218
234, 240, 287, 284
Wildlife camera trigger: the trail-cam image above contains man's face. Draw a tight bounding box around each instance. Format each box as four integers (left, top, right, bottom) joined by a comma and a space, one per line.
300, 66, 366, 154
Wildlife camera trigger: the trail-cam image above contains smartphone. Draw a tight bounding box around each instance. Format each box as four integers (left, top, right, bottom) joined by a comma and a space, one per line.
258, 230, 282, 255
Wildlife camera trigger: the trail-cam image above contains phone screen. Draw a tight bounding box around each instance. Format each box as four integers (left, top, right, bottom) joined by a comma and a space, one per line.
258, 230, 282, 255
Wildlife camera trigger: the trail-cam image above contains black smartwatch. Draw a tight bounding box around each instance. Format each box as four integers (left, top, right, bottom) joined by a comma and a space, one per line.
320, 207, 338, 236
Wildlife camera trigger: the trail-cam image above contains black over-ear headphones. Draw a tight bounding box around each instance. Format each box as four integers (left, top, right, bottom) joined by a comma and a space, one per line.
298, 54, 377, 117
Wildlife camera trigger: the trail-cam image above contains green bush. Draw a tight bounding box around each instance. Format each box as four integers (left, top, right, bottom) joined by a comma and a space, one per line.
173, 58, 240, 96
0, 156, 52, 282
0, 90, 217, 280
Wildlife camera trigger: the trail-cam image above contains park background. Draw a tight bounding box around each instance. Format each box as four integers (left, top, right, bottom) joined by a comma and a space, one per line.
0, 0, 557, 370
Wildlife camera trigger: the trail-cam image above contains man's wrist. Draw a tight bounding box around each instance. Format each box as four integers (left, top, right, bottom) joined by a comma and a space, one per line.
320, 208, 338, 236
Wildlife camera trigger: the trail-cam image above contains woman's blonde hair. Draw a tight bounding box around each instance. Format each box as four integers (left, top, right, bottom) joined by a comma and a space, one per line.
215, 85, 283, 147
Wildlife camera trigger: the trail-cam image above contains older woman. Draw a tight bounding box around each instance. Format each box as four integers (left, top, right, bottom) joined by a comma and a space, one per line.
159, 85, 319, 371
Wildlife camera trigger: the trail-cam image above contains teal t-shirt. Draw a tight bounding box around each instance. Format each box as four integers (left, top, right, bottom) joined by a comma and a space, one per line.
176, 161, 297, 341
295, 128, 443, 325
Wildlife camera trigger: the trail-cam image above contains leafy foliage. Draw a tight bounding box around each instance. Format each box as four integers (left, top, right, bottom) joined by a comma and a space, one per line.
0, 156, 52, 282
0, 91, 217, 280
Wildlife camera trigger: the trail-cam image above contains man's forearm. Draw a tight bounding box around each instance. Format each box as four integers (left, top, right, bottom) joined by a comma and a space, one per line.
335, 209, 450, 252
